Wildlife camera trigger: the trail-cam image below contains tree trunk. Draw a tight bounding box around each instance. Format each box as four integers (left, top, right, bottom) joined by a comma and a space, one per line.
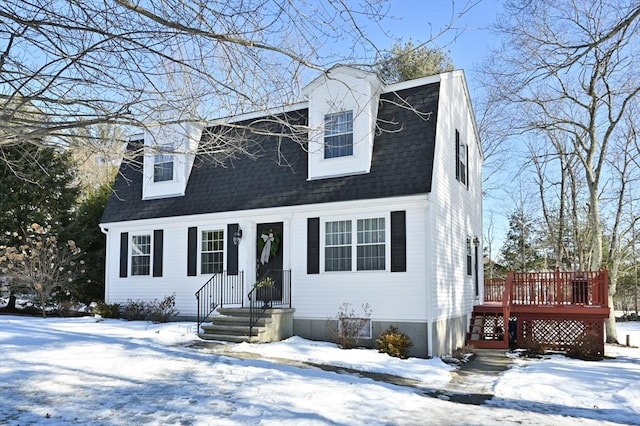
605, 295, 618, 343
605, 262, 620, 343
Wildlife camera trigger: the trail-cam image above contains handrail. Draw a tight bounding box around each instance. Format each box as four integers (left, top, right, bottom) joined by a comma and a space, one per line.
195, 271, 244, 331
248, 269, 291, 338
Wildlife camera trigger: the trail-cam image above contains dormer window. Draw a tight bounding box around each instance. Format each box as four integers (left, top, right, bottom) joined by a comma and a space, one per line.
324, 110, 353, 159
154, 143, 174, 182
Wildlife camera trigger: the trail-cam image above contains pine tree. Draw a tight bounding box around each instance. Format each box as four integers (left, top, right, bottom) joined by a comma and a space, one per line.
376, 41, 454, 83
0, 144, 79, 246
500, 208, 545, 272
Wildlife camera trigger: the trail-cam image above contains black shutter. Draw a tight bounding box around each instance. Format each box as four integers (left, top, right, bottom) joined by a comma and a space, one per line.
227, 223, 239, 275
391, 211, 406, 272
455, 129, 460, 181
119, 232, 128, 278
307, 217, 320, 274
187, 227, 197, 276
153, 229, 163, 277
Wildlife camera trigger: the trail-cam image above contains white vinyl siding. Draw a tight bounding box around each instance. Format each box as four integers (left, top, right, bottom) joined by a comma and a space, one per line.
131, 234, 151, 276
201, 230, 224, 274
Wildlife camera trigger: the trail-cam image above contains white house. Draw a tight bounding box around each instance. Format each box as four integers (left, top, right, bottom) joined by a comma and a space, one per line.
100, 66, 483, 357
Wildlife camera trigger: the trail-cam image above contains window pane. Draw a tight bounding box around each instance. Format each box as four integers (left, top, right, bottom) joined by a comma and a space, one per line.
201, 230, 224, 274
324, 111, 353, 159
153, 143, 174, 182
356, 218, 385, 271
325, 246, 352, 271
357, 244, 385, 271
131, 256, 150, 276
325, 220, 352, 271
154, 161, 173, 182
131, 234, 151, 275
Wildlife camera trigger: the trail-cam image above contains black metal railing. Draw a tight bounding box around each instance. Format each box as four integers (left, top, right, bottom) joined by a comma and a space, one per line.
248, 269, 291, 337
195, 271, 244, 330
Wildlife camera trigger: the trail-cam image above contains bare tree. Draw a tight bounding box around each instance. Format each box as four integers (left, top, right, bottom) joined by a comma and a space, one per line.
482, 0, 640, 342
1, 1, 381, 151
0, 223, 82, 317
0, 1, 473, 166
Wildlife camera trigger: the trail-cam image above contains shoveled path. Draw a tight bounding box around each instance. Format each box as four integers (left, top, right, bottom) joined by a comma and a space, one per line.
422, 349, 514, 405
189, 342, 514, 406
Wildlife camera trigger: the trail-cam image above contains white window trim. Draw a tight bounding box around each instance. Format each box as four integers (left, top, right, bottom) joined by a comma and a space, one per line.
199, 228, 225, 275
321, 213, 390, 273
130, 233, 152, 277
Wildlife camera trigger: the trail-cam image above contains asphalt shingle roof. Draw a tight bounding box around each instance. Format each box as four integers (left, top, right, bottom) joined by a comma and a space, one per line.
101, 82, 440, 224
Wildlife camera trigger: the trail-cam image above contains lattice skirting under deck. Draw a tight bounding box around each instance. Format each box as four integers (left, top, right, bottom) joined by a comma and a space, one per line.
516, 316, 605, 353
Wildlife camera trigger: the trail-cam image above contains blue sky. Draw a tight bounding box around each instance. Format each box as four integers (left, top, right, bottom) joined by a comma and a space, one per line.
374, 0, 504, 95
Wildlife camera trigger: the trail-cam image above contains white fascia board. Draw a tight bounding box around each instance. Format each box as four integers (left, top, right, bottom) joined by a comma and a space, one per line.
383, 73, 443, 94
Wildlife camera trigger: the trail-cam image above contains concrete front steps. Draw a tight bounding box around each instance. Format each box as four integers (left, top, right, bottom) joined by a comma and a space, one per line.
198, 307, 295, 343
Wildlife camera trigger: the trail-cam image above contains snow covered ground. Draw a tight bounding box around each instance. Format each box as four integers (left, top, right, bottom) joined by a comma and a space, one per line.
0, 315, 638, 426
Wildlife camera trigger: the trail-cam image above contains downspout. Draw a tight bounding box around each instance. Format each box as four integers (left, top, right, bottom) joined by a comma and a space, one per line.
99, 224, 110, 303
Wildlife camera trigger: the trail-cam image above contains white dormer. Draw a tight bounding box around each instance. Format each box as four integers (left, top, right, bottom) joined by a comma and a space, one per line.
302, 66, 384, 180
141, 122, 203, 200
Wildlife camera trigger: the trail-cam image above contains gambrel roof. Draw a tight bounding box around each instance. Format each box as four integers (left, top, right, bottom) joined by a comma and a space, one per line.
101, 82, 440, 224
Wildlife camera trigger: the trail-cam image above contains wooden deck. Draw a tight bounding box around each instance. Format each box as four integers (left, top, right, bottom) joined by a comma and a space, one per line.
468, 270, 610, 351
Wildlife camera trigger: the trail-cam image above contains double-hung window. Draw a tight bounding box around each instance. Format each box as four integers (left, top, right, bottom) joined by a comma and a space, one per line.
201, 230, 224, 274
324, 111, 353, 159
131, 234, 151, 276
325, 217, 386, 272
455, 130, 468, 186
357, 218, 386, 271
325, 220, 352, 271
154, 143, 174, 182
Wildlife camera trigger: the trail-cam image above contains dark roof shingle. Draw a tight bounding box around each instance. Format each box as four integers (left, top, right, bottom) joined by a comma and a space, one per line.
101, 82, 439, 224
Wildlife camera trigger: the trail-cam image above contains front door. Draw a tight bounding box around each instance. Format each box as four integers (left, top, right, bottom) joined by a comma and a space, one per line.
256, 222, 284, 303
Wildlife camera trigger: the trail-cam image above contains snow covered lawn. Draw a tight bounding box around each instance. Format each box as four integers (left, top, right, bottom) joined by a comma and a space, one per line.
0, 316, 638, 425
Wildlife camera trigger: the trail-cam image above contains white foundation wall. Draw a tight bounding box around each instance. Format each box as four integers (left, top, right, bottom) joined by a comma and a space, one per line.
102, 195, 429, 321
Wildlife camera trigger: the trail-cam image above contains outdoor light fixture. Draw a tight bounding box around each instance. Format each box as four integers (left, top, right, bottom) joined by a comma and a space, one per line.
233, 228, 243, 245
473, 236, 480, 246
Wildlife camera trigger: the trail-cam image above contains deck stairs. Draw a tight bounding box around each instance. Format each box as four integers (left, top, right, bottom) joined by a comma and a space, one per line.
466, 305, 509, 349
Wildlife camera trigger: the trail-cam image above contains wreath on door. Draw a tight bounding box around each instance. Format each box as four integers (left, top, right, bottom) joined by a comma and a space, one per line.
257, 229, 280, 264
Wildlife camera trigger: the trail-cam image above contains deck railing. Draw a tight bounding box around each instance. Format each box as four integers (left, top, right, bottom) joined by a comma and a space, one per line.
483, 269, 609, 307
484, 278, 506, 302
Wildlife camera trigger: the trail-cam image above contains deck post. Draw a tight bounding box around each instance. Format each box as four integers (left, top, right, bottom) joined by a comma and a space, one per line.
555, 268, 562, 305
